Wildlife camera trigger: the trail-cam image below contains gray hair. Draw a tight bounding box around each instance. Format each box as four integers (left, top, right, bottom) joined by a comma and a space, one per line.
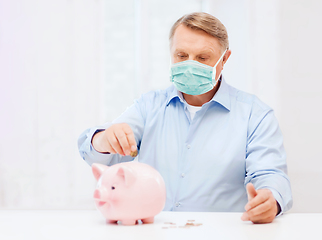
169, 12, 229, 50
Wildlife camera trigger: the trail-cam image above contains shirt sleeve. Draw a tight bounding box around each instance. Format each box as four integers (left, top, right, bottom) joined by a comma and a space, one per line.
77, 97, 147, 166
244, 108, 293, 214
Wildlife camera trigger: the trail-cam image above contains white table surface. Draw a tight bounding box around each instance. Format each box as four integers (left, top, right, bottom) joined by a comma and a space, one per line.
0, 210, 321, 240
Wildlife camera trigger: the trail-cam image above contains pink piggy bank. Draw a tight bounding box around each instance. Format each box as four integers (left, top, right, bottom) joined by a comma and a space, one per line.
92, 162, 166, 225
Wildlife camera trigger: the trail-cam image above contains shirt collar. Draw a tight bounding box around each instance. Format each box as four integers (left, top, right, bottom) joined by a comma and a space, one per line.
210, 76, 231, 111
166, 85, 182, 106
166, 76, 231, 111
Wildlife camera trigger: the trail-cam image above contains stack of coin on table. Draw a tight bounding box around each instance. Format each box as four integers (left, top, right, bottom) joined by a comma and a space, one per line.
162, 220, 203, 229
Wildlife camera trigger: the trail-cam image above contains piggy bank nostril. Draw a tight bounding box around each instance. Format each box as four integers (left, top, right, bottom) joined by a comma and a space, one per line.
93, 189, 101, 199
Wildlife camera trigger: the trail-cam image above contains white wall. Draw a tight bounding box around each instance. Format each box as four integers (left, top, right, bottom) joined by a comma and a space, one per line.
0, 0, 104, 209
278, 0, 322, 213
0, 0, 322, 212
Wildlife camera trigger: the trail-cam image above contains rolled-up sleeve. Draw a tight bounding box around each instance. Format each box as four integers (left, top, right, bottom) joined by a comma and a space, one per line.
245, 108, 293, 214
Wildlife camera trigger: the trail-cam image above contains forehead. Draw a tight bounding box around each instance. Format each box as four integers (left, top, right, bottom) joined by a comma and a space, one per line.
171, 24, 221, 54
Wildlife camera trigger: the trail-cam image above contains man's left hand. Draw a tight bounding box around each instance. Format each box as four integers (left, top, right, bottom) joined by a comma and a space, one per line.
241, 183, 280, 224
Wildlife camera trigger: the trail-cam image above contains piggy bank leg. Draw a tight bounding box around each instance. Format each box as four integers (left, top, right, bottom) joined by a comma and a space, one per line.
142, 217, 154, 224
121, 220, 136, 225
106, 219, 118, 224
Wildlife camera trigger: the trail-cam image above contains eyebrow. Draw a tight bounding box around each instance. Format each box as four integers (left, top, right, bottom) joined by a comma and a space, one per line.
173, 48, 215, 55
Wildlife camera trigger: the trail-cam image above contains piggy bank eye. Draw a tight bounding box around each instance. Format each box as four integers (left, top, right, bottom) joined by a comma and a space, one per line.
111, 186, 115, 190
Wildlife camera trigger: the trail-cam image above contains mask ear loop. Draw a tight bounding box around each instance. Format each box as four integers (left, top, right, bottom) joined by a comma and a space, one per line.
169, 57, 173, 82
212, 49, 228, 82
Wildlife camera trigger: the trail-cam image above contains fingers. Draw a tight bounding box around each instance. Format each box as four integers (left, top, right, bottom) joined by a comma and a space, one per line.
108, 130, 125, 155
122, 124, 137, 152
245, 189, 275, 211
242, 200, 271, 222
103, 139, 117, 154
113, 127, 130, 155
107, 123, 137, 156
248, 198, 271, 216
246, 183, 257, 201
242, 188, 277, 224
252, 216, 275, 224
245, 189, 270, 211
241, 210, 275, 224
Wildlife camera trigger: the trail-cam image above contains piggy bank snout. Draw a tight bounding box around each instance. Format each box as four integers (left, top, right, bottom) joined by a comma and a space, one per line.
94, 188, 109, 200
94, 189, 110, 207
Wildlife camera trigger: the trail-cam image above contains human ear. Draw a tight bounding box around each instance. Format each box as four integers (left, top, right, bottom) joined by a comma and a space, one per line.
223, 49, 232, 65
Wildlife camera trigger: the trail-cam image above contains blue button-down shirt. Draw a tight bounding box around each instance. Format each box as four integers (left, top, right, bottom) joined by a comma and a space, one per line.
78, 78, 293, 213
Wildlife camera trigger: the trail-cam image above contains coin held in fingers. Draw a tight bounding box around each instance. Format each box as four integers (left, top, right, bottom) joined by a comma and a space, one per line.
130, 150, 138, 157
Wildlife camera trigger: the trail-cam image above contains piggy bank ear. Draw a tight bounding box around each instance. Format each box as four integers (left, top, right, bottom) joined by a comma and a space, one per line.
116, 166, 136, 187
92, 163, 109, 181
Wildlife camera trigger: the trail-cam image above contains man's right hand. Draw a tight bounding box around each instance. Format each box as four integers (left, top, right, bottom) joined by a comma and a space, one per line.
91, 123, 137, 156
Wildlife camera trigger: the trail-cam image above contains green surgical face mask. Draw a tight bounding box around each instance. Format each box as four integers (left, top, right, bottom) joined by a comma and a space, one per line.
170, 49, 227, 95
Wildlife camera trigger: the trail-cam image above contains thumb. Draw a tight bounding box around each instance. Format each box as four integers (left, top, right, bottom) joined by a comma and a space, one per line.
246, 183, 257, 201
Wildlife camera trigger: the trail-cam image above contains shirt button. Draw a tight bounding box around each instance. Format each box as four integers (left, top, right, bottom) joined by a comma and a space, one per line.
181, 173, 185, 178
175, 202, 181, 207
187, 144, 191, 149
